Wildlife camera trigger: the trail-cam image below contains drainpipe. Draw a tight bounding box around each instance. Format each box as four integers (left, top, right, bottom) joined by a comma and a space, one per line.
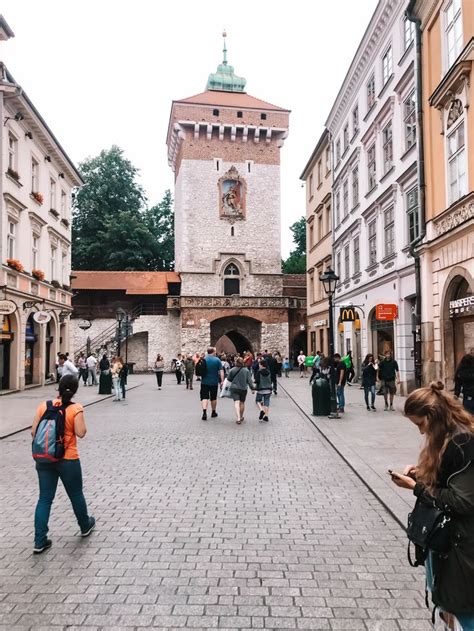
406, 0, 426, 389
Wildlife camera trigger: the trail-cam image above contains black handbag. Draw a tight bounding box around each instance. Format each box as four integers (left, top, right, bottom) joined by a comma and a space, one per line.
406, 497, 451, 567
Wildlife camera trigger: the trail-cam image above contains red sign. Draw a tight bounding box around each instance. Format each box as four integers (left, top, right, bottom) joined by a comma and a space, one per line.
376, 304, 398, 321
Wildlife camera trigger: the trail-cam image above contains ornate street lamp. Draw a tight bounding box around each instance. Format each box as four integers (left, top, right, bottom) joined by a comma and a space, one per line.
116, 308, 126, 357
319, 268, 340, 418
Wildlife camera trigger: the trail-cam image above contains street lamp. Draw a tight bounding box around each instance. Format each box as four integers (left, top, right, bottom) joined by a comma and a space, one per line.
319, 267, 340, 418
116, 308, 126, 357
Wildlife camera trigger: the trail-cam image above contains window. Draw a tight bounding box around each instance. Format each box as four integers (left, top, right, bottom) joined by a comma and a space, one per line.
50, 178, 57, 210
384, 207, 395, 257
7, 221, 16, 259
404, 16, 415, 50
326, 203, 331, 234
353, 236, 360, 274
309, 224, 314, 249
318, 214, 323, 241
352, 166, 359, 207
309, 274, 314, 304
61, 190, 67, 218
382, 46, 393, 85
335, 139, 341, 164
367, 74, 375, 111
8, 133, 18, 171
352, 105, 359, 136
32, 234, 39, 269
317, 159, 322, 186
404, 91, 416, 151
343, 123, 349, 153
368, 220, 377, 266
343, 179, 349, 217
445, 0, 463, 69
237, 111, 243, 118
223, 263, 240, 296
336, 251, 341, 279
213, 109, 219, 116
344, 245, 350, 280
62, 252, 67, 284
382, 122, 393, 173
50, 245, 57, 280
367, 143, 376, 191
31, 158, 39, 192
447, 122, 467, 203
406, 187, 419, 243
335, 190, 340, 225
309, 173, 314, 198
261, 113, 267, 120
325, 147, 330, 174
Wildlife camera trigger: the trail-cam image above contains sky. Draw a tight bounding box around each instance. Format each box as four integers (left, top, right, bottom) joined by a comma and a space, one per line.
1, 0, 378, 256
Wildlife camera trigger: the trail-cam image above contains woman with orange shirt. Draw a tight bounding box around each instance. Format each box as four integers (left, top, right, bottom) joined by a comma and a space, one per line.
31, 375, 95, 554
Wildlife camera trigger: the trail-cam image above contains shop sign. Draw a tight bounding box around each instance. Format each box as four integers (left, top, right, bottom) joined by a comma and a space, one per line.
78, 319, 92, 330
376, 304, 398, 321
33, 311, 51, 324
0, 299, 16, 315
299, 324, 306, 331
450, 295, 474, 317
340, 307, 357, 322
313, 319, 327, 327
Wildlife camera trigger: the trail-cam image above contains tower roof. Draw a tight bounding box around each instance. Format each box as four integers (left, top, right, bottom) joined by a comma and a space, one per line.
175, 90, 289, 112
206, 31, 246, 93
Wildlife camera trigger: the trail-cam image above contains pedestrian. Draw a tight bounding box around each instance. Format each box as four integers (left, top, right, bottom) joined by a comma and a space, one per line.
221, 354, 231, 377
390, 381, 474, 630
193, 352, 202, 381
378, 349, 400, 411
361, 353, 377, 411
297, 350, 306, 378
111, 356, 123, 401
333, 353, 347, 413
119, 361, 128, 400
98, 354, 112, 395
227, 357, 255, 424
200, 347, 224, 421
243, 350, 254, 369
173, 353, 184, 385
275, 351, 283, 378
57, 353, 78, 379
255, 359, 272, 422
345, 350, 355, 385
454, 351, 474, 415
153, 354, 165, 389
77, 353, 87, 385
31, 375, 95, 554
55, 352, 61, 383
283, 356, 291, 377
86, 353, 98, 386
264, 351, 278, 395
184, 353, 195, 390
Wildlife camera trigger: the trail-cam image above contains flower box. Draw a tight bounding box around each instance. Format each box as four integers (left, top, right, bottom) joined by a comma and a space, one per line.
32, 269, 45, 281
49, 208, 60, 218
31, 191, 44, 205
6, 167, 20, 181
60, 218, 70, 228
6, 258, 24, 272
51, 279, 61, 288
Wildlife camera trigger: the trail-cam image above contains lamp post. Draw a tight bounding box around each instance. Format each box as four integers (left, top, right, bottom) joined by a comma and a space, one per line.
116, 308, 125, 358
319, 268, 340, 418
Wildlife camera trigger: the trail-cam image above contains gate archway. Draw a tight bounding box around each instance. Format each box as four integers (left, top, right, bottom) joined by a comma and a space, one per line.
211, 316, 261, 355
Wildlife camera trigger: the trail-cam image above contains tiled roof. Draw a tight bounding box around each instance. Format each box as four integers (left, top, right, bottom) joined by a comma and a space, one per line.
72, 271, 180, 295
175, 90, 289, 112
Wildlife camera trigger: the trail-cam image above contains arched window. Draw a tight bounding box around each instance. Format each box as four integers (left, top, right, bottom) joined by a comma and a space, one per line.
223, 263, 240, 296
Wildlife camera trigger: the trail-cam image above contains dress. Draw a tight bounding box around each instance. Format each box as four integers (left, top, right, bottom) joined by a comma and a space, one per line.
98, 358, 112, 395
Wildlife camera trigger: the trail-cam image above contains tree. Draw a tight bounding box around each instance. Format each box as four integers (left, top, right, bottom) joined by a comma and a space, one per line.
144, 190, 175, 271
282, 217, 306, 274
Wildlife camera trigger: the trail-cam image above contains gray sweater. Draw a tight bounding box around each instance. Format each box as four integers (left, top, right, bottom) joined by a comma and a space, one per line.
228, 366, 254, 391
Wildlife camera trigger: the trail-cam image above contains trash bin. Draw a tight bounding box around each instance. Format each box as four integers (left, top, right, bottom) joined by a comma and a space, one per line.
126, 362, 135, 375
312, 377, 331, 416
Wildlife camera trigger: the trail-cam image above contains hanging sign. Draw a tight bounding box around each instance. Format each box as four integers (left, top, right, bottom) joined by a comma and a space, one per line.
0, 299, 16, 315
376, 304, 398, 321
340, 307, 357, 322
33, 311, 52, 324
78, 319, 92, 330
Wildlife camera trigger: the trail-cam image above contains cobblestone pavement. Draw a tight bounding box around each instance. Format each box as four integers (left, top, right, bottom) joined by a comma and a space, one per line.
0, 374, 431, 630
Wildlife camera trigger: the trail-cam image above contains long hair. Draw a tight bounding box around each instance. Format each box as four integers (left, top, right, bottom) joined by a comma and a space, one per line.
362, 353, 373, 366
404, 381, 474, 490
58, 375, 78, 405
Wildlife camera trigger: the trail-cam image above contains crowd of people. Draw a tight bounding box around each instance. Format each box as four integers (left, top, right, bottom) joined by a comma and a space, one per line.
57, 351, 129, 401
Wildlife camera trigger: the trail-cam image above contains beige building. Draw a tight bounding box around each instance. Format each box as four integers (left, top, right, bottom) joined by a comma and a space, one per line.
414, 0, 474, 385
301, 129, 332, 357
0, 16, 82, 392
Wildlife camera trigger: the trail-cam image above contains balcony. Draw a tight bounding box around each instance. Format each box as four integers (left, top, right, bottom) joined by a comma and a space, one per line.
167, 295, 306, 310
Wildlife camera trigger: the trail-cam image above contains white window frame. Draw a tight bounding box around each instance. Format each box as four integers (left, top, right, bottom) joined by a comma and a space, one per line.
7, 220, 16, 259
352, 105, 359, 136
368, 220, 377, 266
50, 245, 57, 281
367, 74, 375, 112
406, 187, 419, 244
367, 143, 376, 191
403, 90, 417, 151
343, 123, 349, 153
61, 190, 67, 218
336, 251, 341, 279
8, 133, 18, 171
344, 244, 350, 280
447, 120, 467, 205
335, 189, 341, 225
325, 147, 331, 174
444, 0, 463, 71
317, 160, 322, 187
352, 165, 359, 207
62, 251, 68, 285
335, 139, 341, 165
404, 16, 415, 51
343, 179, 349, 217
382, 45, 393, 85
32, 234, 39, 270
382, 121, 393, 174
31, 157, 39, 193
384, 207, 395, 257
50, 177, 57, 211
353, 236, 360, 274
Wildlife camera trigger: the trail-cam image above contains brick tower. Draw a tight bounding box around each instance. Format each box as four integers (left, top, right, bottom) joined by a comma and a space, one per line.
167, 34, 304, 355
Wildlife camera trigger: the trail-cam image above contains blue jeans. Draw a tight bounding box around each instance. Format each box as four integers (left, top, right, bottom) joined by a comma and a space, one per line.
113, 376, 122, 400
364, 384, 376, 407
35, 459, 90, 546
336, 385, 345, 410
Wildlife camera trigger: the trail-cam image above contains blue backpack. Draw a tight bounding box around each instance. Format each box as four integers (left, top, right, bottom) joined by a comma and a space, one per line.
32, 401, 67, 462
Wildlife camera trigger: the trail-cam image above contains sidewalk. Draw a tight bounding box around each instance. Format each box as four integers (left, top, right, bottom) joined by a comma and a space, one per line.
0, 376, 143, 439
279, 373, 423, 527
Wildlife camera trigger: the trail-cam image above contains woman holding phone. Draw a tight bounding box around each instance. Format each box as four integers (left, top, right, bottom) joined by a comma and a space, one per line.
390, 381, 474, 630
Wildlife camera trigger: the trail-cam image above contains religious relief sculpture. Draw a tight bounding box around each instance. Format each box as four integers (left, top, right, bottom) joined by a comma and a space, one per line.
218, 166, 246, 220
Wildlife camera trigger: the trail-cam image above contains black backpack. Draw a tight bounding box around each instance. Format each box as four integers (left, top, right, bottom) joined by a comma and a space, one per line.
195, 358, 207, 377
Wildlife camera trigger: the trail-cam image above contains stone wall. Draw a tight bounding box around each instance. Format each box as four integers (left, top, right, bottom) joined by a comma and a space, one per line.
261, 322, 289, 357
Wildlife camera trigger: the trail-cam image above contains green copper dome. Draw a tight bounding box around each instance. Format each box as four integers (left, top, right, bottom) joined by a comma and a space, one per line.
206, 31, 246, 93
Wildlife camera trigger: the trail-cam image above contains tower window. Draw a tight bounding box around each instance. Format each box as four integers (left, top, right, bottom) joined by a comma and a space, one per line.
231, 226, 234, 236
260, 113, 267, 120
213, 109, 219, 116
216, 159, 220, 172
223, 263, 240, 296
237, 111, 243, 118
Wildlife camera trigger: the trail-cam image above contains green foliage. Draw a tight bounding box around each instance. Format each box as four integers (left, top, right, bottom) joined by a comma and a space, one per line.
282, 216, 306, 274
72, 147, 174, 271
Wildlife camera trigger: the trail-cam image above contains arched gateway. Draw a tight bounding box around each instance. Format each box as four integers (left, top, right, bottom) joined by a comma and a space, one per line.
211, 316, 261, 355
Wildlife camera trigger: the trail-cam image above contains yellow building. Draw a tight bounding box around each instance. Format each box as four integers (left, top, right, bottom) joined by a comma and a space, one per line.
414, 0, 474, 385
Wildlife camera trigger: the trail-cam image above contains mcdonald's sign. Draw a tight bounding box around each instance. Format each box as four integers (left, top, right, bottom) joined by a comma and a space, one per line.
340, 307, 357, 322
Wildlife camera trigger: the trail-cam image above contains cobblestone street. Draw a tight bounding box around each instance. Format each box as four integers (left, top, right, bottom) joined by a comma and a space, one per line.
0, 374, 432, 630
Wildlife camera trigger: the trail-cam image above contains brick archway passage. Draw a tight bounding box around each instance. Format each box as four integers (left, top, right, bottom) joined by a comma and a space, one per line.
211, 316, 262, 355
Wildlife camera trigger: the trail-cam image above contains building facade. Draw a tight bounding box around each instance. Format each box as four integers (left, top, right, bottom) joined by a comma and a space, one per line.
325, 0, 418, 392
415, 0, 474, 386
0, 17, 82, 392
301, 129, 332, 357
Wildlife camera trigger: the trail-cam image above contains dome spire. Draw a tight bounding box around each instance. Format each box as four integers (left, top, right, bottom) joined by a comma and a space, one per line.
206, 31, 246, 93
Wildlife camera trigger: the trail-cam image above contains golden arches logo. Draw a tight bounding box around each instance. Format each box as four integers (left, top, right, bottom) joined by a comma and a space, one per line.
340, 307, 357, 322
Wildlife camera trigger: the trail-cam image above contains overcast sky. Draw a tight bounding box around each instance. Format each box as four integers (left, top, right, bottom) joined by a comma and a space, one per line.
2, 0, 378, 256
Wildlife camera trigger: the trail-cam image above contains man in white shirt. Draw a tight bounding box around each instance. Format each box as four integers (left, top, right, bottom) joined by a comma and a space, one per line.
86, 353, 98, 386
297, 351, 307, 378
58, 353, 79, 379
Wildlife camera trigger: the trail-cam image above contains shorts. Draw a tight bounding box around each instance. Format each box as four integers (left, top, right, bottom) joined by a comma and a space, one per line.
231, 389, 247, 402
299, 364, 305, 372
200, 384, 218, 401
256, 392, 271, 407
382, 380, 397, 395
